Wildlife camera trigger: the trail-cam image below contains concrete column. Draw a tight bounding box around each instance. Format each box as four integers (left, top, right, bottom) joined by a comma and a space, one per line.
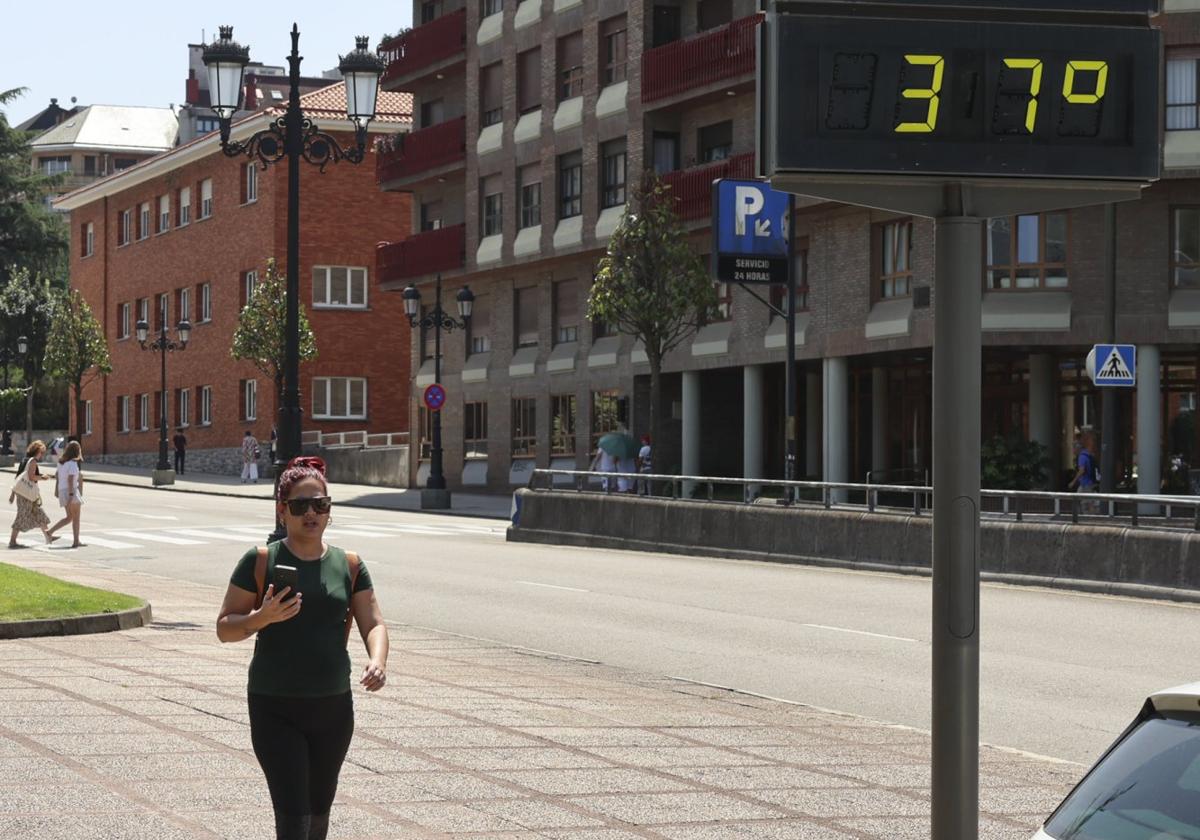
872, 367, 889, 476
1028, 354, 1056, 487
682, 370, 701, 497
1137, 344, 1161, 514
806, 371, 820, 478
823, 356, 849, 502
743, 365, 764, 499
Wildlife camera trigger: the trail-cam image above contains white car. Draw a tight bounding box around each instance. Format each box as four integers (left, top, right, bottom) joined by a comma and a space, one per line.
1032, 681, 1200, 839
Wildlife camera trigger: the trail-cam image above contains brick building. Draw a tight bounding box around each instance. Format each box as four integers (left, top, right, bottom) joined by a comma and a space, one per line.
376, 0, 1200, 496
55, 84, 414, 475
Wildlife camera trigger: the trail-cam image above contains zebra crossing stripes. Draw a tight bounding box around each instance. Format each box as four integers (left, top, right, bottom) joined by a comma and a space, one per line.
105, 530, 206, 545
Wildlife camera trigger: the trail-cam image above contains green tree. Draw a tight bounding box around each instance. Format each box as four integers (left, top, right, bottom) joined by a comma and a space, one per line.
587, 170, 717, 465
231, 258, 318, 411
0, 266, 59, 439
981, 433, 1051, 491
43, 289, 111, 438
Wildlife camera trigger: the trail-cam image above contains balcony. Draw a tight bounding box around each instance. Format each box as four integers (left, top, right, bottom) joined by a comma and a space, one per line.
380, 9, 467, 90
377, 224, 466, 285
642, 15, 760, 105
377, 117, 467, 188
660, 153, 756, 222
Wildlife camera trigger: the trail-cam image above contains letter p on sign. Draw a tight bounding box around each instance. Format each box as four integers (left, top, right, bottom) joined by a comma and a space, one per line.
734, 185, 763, 236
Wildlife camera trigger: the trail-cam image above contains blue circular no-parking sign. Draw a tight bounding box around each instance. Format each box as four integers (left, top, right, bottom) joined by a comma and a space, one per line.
423, 383, 447, 412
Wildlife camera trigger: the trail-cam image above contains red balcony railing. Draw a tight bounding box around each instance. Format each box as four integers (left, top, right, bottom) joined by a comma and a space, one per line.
377, 224, 466, 284
377, 117, 467, 185
642, 15, 760, 103
380, 8, 467, 86
660, 153, 756, 221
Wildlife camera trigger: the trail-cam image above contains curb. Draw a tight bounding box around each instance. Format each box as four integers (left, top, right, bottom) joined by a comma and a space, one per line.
0, 601, 152, 640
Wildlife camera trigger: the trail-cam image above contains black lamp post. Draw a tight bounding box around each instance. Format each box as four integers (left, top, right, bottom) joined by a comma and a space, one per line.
136, 317, 191, 485
402, 275, 473, 509
203, 25, 384, 540
0, 335, 27, 456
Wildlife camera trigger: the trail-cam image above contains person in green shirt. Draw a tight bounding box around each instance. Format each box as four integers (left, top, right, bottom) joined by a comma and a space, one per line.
216, 456, 389, 840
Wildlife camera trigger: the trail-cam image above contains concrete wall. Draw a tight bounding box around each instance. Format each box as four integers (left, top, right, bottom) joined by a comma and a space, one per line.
310, 446, 410, 489
509, 489, 1200, 600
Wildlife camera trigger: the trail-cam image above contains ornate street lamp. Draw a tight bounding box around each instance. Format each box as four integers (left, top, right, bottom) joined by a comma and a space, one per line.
203, 24, 384, 540
0, 335, 27, 456
402, 275, 474, 509
136, 317, 191, 486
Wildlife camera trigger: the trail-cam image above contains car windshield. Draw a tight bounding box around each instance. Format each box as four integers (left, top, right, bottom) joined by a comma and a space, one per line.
1044, 713, 1200, 840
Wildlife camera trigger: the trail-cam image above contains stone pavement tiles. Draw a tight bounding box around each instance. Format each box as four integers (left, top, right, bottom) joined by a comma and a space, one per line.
0, 551, 1081, 839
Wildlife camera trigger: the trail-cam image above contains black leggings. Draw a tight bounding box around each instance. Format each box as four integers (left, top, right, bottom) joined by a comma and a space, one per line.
248, 691, 354, 840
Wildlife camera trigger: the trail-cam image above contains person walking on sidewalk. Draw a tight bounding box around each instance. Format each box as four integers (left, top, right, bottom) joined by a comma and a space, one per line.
9, 440, 58, 547
47, 440, 84, 548
173, 429, 187, 475
241, 430, 260, 483
216, 456, 389, 840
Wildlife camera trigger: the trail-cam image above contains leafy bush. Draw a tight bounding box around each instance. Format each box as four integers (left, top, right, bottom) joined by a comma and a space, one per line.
981, 434, 1050, 490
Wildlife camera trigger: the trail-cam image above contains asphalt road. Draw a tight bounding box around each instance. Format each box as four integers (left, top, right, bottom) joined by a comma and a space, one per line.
25, 480, 1198, 765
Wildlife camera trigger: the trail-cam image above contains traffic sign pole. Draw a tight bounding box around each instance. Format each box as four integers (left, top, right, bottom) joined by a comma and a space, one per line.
784, 193, 797, 497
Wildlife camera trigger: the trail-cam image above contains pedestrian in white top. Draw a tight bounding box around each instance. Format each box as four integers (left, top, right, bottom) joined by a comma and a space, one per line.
47, 440, 84, 548
242, 430, 260, 483
590, 447, 617, 492
637, 435, 653, 496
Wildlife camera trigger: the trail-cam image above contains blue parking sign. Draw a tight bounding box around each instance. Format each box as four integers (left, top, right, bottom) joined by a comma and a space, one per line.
712, 179, 792, 285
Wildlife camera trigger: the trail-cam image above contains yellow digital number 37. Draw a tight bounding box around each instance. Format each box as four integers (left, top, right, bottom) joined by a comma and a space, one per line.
895, 54, 945, 134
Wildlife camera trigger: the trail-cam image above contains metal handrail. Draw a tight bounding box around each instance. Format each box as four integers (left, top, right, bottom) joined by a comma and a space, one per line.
527, 468, 1200, 530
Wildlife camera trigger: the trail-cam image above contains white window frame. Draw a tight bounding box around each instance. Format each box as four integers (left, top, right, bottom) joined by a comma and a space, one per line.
179, 287, 191, 323
139, 394, 150, 431
244, 379, 257, 421
137, 297, 149, 326
179, 187, 191, 226
312, 266, 368, 309
119, 302, 130, 339
200, 283, 212, 322
200, 386, 212, 425
139, 202, 150, 240
158, 195, 170, 232
178, 388, 190, 428
245, 163, 258, 203
84, 401, 93, 436
118, 396, 129, 433
119, 209, 132, 245
311, 377, 368, 420
244, 270, 258, 305
85, 222, 94, 257
200, 179, 213, 219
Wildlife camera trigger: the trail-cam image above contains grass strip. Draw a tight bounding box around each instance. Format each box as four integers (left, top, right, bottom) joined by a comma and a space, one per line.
0, 562, 143, 621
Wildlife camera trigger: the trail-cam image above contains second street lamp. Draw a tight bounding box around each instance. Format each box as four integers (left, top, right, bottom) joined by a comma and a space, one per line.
403, 275, 473, 510
136, 317, 191, 486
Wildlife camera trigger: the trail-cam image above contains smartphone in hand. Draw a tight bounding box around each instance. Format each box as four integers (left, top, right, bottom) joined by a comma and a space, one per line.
274, 564, 300, 598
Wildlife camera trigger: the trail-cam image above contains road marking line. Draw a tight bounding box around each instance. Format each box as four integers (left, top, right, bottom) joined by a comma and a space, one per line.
323, 527, 393, 539
52, 535, 141, 550
352, 524, 460, 536
115, 511, 180, 520
171, 529, 261, 542
801, 623, 920, 643
516, 581, 590, 593
106, 530, 205, 545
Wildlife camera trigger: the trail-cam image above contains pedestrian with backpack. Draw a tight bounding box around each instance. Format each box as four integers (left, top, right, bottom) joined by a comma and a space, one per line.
216, 456, 389, 840
1068, 438, 1100, 513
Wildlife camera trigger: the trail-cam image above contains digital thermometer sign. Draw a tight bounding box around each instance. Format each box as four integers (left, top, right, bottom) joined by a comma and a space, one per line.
764, 17, 1160, 180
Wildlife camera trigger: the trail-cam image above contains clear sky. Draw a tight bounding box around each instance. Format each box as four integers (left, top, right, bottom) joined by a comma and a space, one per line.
1, 1, 412, 127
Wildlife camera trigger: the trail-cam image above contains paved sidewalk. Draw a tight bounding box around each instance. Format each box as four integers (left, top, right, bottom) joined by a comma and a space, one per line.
0, 552, 1081, 839
59, 461, 514, 520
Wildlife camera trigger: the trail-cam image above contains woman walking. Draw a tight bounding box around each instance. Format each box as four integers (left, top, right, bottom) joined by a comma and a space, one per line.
47, 440, 84, 548
216, 456, 389, 840
9, 440, 58, 547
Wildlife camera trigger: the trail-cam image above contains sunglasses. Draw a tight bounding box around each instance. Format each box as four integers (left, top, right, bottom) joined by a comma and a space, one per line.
284, 496, 332, 516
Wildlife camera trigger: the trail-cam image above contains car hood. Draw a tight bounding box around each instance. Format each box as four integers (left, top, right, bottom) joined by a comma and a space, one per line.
1149, 681, 1200, 714
1030, 829, 1052, 840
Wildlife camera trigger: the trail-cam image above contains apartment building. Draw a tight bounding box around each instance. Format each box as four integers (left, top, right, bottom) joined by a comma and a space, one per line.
377, 0, 1200, 496
55, 84, 414, 474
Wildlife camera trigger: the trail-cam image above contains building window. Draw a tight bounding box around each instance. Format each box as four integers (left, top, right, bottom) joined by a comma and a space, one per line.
1172, 207, 1200, 288
178, 186, 191, 226
417, 407, 433, 459
84, 401, 93, 435
481, 175, 503, 237
158, 195, 170, 232
559, 151, 582, 219
713, 281, 733, 321
511, 397, 537, 457
242, 379, 257, 421
114, 158, 137, 171
178, 388, 191, 428
41, 156, 71, 175
1167, 57, 1199, 131
770, 245, 810, 315
243, 163, 258, 203
421, 0, 443, 24
119, 209, 132, 246
469, 294, 491, 354
156, 293, 168, 332
601, 16, 627, 86
553, 280, 579, 344
117, 396, 129, 433
515, 286, 538, 348
177, 287, 191, 323
464, 401, 488, 459
421, 201, 443, 232
601, 140, 626, 208
199, 283, 212, 322
481, 63, 503, 127
118, 302, 131, 339
312, 377, 367, 419
312, 266, 368, 308
699, 121, 733, 162
590, 390, 622, 449
557, 32, 584, 101
878, 219, 914, 299
986, 213, 1068, 290
199, 179, 213, 219
518, 49, 541, 115
519, 168, 541, 229
200, 386, 212, 425
421, 304, 437, 361
242, 270, 258, 306
481, 0, 502, 16
196, 116, 220, 135
83, 156, 96, 176
138, 202, 150, 240
137, 297, 149, 327
82, 222, 94, 257
551, 394, 577, 456
420, 98, 444, 128
139, 394, 150, 431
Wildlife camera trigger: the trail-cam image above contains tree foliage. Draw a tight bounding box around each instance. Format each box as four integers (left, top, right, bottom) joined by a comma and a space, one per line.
44, 289, 111, 436
981, 433, 1050, 491
231, 258, 318, 405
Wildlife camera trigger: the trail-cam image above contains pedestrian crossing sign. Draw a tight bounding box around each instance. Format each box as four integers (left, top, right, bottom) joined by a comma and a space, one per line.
1087, 344, 1136, 387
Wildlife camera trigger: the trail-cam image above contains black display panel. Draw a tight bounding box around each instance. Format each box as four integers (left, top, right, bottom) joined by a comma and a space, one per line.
777, 0, 1160, 12
767, 17, 1161, 181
